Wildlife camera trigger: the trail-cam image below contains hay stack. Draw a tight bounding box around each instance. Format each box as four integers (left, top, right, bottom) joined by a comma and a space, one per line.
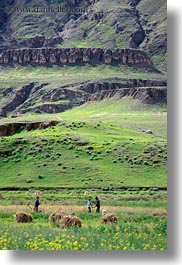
101, 214, 118, 224
102, 208, 107, 216
49, 212, 63, 223
15, 212, 33, 223
61, 215, 82, 229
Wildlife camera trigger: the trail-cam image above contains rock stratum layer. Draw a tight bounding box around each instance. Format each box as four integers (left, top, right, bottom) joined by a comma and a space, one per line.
0, 121, 59, 137
0, 79, 167, 120
0, 48, 153, 66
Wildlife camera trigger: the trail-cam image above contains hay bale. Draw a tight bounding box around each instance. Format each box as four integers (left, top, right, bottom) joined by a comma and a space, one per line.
101, 214, 118, 224
33, 191, 43, 197
102, 208, 107, 216
49, 212, 63, 223
61, 215, 82, 229
15, 212, 33, 223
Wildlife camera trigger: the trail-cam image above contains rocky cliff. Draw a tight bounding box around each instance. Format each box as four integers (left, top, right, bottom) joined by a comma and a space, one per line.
0, 79, 167, 119
0, 121, 59, 137
0, 0, 166, 71
85, 86, 167, 103
0, 48, 153, 66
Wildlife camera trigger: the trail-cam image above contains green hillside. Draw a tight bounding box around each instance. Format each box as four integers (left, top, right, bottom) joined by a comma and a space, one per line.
0, 97, 167, 188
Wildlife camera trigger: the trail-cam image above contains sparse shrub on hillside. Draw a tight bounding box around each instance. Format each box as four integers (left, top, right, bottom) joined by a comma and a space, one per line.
25, 179, 33, 183
87, 146, 94, 151
143, 161, 150, 165
133, 159, 142, 165
102, 187, 110, 191
153, 164, 160, 168
68, 144, 74, 150
14, 159, 21, 163
2, 159, 9, 163
41, 138, 48, 142
77, 122, 83, 128
124, 155, 129, 160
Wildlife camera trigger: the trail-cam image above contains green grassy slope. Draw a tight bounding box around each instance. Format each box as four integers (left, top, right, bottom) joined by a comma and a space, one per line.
0, 63, 166, 84
60, 97, 167, 138
0, 97, 167, 189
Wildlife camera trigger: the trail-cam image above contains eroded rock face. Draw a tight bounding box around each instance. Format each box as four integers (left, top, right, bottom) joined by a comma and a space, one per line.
0, 83, 35, 117
0, 123, 24, 136
0, 48, 153, 66
39, 121, 59, 129
85, 86, 167, 104
0, 125, 8, 137
128, 29, 145, 48
0, 79, 167, 119
0, 121, 59, 136
16, 102, 73, 116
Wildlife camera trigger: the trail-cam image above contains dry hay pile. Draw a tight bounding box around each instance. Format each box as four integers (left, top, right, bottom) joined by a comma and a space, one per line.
61, 215, 82, 229
49, 212, 63, 223
101, 214, 118, 224
102, 208, 107, 216
15, 212, 33, 223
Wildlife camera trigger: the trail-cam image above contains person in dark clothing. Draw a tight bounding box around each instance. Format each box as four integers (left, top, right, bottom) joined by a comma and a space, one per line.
95, 196, 100, 213
34, 196, 40, 212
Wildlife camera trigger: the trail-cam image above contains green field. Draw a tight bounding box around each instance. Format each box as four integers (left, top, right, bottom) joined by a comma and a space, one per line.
0, 207, 167, 250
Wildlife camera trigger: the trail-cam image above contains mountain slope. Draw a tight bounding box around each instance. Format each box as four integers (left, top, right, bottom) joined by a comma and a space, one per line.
0, 97, 167, 188
0, 0, 167, 71
0, 64, 167, 119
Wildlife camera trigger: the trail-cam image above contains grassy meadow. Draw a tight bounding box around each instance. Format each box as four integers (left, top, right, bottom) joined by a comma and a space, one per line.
0, 62, 167, 250
0, 207, 167, 250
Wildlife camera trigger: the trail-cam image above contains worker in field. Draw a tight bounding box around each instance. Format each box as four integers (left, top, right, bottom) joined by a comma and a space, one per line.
95, 196, 100, 213
87, 198, 92, 213
34, 196, 40, 212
